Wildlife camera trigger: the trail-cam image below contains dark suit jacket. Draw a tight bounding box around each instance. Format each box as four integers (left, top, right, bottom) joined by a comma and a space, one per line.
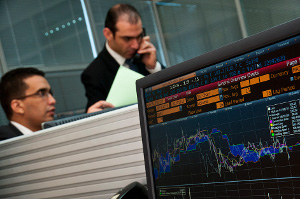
81, 45, 153, 109
0, 123, 23, 141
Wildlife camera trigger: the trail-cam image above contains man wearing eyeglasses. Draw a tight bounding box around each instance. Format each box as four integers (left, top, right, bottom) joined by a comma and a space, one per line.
81, 3, 164, 110
0, 68, 114, 141
0, 68, 56, 140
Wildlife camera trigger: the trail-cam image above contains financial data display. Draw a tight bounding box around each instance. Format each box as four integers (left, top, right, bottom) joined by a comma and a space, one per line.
144, 35, 300, 198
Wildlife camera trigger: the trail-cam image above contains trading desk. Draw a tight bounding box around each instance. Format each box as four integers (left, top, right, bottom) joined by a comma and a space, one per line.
0, 104, 146, 199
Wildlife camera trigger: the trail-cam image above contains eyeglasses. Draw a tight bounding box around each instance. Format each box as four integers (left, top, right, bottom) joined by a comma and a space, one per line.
16, 89, 54, 100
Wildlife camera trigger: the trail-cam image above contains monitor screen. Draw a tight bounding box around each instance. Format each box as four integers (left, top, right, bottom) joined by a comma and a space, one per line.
136, 18, 300, 199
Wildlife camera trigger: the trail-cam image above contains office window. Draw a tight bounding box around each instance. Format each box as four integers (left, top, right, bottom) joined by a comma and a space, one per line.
0, 0, 93, 69
156, 0, 242, 66
240, 0, 300, 36
0, 0, 92, 126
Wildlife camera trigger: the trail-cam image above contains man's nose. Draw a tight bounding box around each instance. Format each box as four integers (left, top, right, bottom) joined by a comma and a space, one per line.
48, 94, 56, 104
131, 38, 140, 49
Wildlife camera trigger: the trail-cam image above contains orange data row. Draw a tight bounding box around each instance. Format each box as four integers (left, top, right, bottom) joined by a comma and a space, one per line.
240, 74, 270, 88
146, 98, 165, 108
157, 117, 163, 123
292, 65, 300, 73
156, 98, 186, 111
197, 95, 220, 107
196, 88, 219, 100
241, 87, 251, 95
157, 106, 181, 117
262, 89, 272, 98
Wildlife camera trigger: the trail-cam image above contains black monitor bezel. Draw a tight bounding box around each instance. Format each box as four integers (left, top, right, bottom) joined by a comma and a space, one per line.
136, 17, 300, 198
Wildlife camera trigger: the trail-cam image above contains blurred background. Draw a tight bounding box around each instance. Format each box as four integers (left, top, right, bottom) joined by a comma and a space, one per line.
1, 0, 300, 125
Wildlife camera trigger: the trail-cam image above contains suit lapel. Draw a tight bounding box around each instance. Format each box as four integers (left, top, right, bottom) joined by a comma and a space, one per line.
9, 123, 23, 136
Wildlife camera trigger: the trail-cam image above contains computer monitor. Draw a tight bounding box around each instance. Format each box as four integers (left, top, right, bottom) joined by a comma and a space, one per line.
42, 104, 133, 129
136, 18, 300, 198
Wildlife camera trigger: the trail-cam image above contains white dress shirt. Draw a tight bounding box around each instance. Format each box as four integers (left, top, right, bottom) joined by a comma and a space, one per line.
10, 121, 33, 135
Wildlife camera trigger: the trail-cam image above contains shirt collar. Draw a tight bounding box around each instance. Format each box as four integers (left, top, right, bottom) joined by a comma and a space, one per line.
106, 42, 126, 66
10, 121, 33, 135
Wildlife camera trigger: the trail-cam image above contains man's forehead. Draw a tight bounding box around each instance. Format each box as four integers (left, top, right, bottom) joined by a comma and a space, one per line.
118, 14, 140, 24
115, 19, 142, 34
23, 75, 49, 90
24, 75, 46, 82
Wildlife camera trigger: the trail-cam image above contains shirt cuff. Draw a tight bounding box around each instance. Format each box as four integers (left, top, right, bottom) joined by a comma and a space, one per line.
146, 62, 162, 74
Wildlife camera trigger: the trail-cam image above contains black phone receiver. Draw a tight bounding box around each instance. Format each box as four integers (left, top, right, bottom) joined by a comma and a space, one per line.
133, 28, 146, 64
110, 181, 148, 199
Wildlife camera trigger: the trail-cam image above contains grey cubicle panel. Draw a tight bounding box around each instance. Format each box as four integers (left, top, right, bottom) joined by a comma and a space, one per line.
0, 104, 146, 199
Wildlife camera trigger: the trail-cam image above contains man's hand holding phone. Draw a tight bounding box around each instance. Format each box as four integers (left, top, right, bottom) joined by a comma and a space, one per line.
137, 35, 157, 69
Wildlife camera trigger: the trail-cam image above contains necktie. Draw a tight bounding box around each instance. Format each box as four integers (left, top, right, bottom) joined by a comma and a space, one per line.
125, 59, 138, 72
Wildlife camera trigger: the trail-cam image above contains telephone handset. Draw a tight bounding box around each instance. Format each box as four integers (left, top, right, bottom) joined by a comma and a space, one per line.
132, 28, 146, 64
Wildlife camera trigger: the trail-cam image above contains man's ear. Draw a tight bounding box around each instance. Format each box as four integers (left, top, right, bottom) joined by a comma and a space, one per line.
10, 99, 25, 115
103, 28, 113, 41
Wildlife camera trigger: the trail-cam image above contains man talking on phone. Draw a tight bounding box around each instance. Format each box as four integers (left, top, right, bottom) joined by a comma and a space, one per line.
81, 3, 164, 110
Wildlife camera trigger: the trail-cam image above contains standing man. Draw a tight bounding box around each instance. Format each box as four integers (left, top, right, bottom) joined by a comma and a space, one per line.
0, 68, 56, 140
81, 3, 164, 110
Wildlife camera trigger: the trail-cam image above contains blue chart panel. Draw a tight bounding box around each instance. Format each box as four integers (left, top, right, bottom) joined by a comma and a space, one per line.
149, 92, 300, 199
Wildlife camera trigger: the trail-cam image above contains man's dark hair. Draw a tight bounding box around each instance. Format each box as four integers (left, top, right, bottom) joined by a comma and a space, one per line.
0, 67, 45, 119
105, 4, 141, 35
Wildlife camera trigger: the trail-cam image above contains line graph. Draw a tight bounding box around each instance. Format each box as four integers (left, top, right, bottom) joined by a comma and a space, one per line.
149, 92, 300, 198
153, 128, 300, 179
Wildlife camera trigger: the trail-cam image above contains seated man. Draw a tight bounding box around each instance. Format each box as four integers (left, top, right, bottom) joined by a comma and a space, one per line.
81, 3, 164, 110
0, 67, 113, 141
0, 67, 56, 140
